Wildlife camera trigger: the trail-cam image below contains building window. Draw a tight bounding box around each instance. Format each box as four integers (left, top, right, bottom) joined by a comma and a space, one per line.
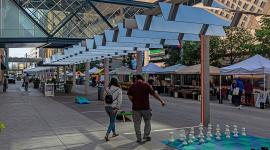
231, 4, 235, 9
257, 9, 262, 13
238, 1, 242, 6
260, 1, 266, 8
226, 1, 230, 6
254, 0, 259, 5
250, 6, 255, 11
243, 3, 249, 10
221, 0, 225, 3
236, 7, 240, 10
220, 11, 224, 16
225, 14, 230, 18
233, 0, 236, 3
243, 16, 248, 21
241, 22, 245, 27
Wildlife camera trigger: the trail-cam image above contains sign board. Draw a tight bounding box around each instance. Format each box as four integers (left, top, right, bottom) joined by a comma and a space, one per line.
44, 84, 54, 96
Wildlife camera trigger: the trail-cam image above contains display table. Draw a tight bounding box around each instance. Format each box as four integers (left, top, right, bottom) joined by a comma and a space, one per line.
163, 134, 270, 150
44, 84, 54, 96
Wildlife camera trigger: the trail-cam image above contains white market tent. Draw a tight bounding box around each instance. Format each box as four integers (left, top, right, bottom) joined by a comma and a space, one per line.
142, 63, 164, 74
220, 55, 270, 100
89, 67, 100, 74
220, 55, 270, 75
159, 64, 186, 74
176, 64, 220, 75
110, 66, 135, 75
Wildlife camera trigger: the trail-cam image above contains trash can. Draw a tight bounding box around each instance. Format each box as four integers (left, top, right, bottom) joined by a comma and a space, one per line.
98, 85, 104, 100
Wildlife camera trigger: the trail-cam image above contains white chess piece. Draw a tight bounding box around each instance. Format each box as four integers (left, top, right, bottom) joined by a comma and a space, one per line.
225, 125, 230, 139
199, 132, 205, 144
208, 124, 213, 137
179, 129, 185, 141
188, 133, 193, 144
241, 128, 247, 136
190, 127, 196, 140
206, 131, 212, 141
182, 133, 188, 145
169, 132, 175, 142
216, 124, 221, 140
233, 125, 238, 137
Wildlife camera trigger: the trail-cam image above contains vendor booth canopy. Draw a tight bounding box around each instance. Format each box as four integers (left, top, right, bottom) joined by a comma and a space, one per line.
142, 63, 164, 74
89, 67, 100, 74
221, 55, 270, 75
110, 66, 135, 75
176, 64, 220, 75
159, 64, 186, 74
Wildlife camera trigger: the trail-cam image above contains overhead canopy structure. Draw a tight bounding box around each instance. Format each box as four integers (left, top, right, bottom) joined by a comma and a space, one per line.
110, 66, 135, 75
221, 55, 270, 75
176, 64, 220, 75
24, 67, 56, 73
142, 63, 163, 74
158, 64, 186, 74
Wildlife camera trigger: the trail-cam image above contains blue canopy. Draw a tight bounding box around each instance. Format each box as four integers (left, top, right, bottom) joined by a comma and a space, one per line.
142, 63, 164, 74
159, 64, 186, 74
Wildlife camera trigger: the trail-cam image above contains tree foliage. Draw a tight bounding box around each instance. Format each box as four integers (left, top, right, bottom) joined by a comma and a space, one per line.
255, 16, 270, 58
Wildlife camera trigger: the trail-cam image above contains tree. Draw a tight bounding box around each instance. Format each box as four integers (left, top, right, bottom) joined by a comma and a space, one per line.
255, 16, 270, 58
180, 41, 200, 66
164, 47, 181, 66
209, 27, 255, 66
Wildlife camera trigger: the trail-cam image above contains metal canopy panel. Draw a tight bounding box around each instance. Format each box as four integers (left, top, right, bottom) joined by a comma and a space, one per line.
158, 2, 230, 26
150, 16, 203, 34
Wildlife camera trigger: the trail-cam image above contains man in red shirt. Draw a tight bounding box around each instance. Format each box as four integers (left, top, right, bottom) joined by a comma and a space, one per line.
127, 74, 165, 143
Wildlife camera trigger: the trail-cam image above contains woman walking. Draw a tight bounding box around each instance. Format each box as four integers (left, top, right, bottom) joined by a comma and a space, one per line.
104, 77, 122, 141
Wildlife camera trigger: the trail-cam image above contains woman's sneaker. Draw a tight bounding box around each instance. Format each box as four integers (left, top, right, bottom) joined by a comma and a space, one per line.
143, 137, 151, 141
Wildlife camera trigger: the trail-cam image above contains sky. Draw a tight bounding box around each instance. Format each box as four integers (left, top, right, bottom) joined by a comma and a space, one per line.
9, 48, 33, 58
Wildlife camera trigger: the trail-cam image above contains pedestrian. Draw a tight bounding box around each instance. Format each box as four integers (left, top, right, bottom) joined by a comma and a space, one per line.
3, 75, 8, 92
127, 74, 165, 143
236, 77, 244, 109
244, 80, 253, 106
24, 74, 30, 91
231, 80, 237, 105
104, 77, 122, 141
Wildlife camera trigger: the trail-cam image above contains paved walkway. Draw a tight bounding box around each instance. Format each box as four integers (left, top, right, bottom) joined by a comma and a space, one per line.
0, 83, 151, 150
1, 83, 270, 150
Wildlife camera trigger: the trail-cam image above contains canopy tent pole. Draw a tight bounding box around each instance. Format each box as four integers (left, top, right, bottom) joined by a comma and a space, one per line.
104, 58, 110, 88
73, 65, 76, 86
219, 75, 222, 103
264, 74, 266, 94
84, 62, 90, 96
200, 35, 210, 126
136, 51, 143, 74
63, 66, 67, 83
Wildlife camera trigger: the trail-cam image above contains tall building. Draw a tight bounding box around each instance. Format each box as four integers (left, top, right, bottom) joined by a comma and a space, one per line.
29, 48, 39, 58
210, 0, 270, 29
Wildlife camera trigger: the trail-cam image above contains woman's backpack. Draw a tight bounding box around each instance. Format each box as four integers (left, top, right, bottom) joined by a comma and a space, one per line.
105, 88, 119, 104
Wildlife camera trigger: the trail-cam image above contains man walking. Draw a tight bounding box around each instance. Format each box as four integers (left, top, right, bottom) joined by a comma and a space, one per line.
127, 74, 165, 143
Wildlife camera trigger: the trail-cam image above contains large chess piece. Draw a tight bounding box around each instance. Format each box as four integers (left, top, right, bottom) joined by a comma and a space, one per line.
233, 125, 238, 137
188, 133, 194, 144
169, 132, 175, 142
179, 129, 186, 141
189, 127, 195, 140
208, 124, 213, 137
206, 131, 212, 141
241, 127, 247, 136
215, 124, 221, 140
198, 123, 205, 144
225, 125, 230, 139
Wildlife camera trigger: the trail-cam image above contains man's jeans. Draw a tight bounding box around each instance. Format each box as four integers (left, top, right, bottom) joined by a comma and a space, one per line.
105, 106, 117, 134
132, 109, 152, 140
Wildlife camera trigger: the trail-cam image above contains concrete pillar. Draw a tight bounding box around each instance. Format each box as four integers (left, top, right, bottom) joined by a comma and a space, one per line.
200, 35, 210, 126
63, 66, 67, 83
84, 62, 90, 96
136, 51, 143, 74
104, 58, 109, 88
73, 65, 76, 86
